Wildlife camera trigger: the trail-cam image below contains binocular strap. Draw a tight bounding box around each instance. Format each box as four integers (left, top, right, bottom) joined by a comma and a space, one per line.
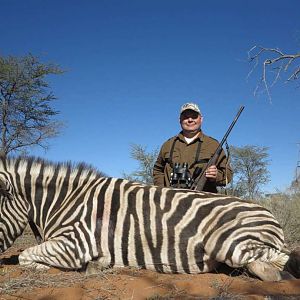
168, 137, 203, 169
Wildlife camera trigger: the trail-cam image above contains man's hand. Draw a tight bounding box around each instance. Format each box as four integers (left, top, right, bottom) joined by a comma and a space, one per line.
205, 165, 218, 181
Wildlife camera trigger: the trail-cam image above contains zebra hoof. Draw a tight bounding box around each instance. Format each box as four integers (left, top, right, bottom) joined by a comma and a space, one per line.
85, 260, 109, 276
85, 261, 99, 275
279, 271, 297, 280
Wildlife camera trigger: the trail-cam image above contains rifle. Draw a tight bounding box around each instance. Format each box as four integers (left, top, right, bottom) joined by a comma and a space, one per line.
190, 105, 244, 191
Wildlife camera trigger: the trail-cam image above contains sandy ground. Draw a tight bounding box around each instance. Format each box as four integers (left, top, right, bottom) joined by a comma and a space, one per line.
0, 229, 299, 300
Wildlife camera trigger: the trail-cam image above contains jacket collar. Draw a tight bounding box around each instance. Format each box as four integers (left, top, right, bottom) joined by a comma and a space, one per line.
177, 130, 204, 142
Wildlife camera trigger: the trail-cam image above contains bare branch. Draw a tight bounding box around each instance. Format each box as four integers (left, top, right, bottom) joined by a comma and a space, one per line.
248, 45, 300, 101
288, 66, 300, 81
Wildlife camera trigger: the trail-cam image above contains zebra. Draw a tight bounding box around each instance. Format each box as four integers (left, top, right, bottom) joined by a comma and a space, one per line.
0, 156, 299, 281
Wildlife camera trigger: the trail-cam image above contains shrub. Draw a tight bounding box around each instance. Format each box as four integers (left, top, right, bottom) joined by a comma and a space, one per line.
260, 192, 300, 248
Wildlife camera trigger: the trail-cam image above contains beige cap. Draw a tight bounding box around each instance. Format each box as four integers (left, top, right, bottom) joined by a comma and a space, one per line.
180, 103, 201, 115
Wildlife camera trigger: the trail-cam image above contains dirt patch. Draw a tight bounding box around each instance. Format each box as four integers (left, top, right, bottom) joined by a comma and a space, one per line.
0, 229, 299, 300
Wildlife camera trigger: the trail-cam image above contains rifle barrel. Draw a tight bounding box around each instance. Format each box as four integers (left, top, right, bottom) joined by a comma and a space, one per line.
218, 105, 244, 146
191, 105, 244, 190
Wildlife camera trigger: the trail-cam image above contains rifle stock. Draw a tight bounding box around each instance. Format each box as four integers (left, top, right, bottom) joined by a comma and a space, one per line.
190, 105, 244, 191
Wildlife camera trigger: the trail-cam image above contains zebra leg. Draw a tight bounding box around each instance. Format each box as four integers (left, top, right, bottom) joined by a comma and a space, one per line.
247, 261, 296, 281
194, 253, 220, 274
18, 239, 89, 270
85, 256, 112, 275
225, 244, 295, 281
182, 244, 220, 274
245, 250, 296, 281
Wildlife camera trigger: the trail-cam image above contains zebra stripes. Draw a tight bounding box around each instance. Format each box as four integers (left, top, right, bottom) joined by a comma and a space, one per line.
0, 156, 298, 281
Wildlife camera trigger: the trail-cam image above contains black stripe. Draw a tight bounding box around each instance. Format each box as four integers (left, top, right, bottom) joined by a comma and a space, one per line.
211, 220, 284, 260
45, 169, 95, 231
30, 162, 45, 227
48, 166, 72, 217
123, 184, 146, 267
84, 180, 100, 234
42, 165, 60, 223
107, 179, 123, 266
178, 197, 235, 266
214, 207, 270, 231
142, 186, 164, 272
13, 159, 27, 209
2, 202, 18, 237
95, 178, 112, 257
224, 234, 279, 264
24, 159, 34, 203
166, 194, 196, 273
194, 242, 205, 272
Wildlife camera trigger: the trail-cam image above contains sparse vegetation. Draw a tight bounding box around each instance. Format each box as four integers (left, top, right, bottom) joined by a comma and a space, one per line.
260, 191, 300, 248
0, 54, 64, 156
229, 145, 270, 199
123, 143, 159, 184
0, 268, 84, 295
210, 278, 243, 300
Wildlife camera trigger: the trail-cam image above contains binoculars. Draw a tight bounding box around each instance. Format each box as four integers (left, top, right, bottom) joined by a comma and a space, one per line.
170, 162, 192, 188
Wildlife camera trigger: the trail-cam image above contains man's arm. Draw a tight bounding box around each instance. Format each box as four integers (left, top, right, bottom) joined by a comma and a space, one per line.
215, 149, 233, 186
153, 148, 166, 186
199, 148, 232, 186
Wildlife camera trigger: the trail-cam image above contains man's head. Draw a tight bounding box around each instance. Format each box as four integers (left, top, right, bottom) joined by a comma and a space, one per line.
179, 103, 203, 137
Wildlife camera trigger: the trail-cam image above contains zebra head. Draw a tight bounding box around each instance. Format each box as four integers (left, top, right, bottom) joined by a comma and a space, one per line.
0, 175, 28, 253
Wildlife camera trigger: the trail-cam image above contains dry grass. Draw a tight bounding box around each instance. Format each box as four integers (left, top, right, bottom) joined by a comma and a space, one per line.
0, 268, 83, 294
260, 191, 300, 249
0, 227, 123, 297
210, 278, 243, 300
0, 262, 123, 296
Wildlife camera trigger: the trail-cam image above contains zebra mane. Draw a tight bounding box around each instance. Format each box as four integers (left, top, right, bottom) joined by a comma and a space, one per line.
0, 155, 107, 178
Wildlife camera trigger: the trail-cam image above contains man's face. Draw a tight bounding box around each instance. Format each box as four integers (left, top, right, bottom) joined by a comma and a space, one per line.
180, 110, 202, 133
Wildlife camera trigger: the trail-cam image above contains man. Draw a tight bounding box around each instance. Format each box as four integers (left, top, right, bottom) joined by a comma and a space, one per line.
153, 102, 232, 192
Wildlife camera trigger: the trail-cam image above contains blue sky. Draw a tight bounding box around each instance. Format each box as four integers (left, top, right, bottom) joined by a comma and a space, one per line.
1, 0, 299, 193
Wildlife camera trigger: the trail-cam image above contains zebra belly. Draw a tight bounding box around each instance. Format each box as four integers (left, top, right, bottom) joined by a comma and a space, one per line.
96, 237, 217, 274
94, 251, 218, 274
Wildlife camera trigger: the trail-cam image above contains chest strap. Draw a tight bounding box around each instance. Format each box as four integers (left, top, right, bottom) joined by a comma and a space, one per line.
168, 137, 202, 169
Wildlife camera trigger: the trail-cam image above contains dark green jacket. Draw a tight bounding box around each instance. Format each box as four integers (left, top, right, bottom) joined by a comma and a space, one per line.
153, 131, 232, 193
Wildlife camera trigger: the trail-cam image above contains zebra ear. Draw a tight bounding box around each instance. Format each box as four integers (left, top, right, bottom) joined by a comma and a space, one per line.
0, 178, 7, 192
0, 178, 13, 201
